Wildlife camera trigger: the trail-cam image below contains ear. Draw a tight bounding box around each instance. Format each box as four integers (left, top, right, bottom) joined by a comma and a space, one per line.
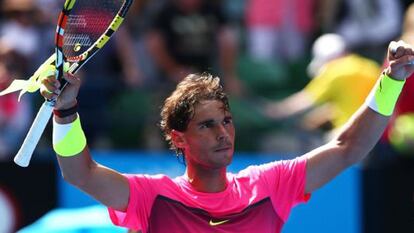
171, 129, 186, 149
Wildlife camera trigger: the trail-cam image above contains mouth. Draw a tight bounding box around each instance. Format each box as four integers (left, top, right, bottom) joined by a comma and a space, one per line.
214, 145, 232, 152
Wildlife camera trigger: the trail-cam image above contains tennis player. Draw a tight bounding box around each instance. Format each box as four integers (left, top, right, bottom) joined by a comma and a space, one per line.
40, 40, 414, 233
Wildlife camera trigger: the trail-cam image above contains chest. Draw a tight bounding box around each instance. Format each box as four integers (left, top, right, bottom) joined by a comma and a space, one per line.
147, 195, 283, 233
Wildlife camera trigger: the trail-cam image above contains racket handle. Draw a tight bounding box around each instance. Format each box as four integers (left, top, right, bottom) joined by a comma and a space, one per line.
14, 101, 54, 167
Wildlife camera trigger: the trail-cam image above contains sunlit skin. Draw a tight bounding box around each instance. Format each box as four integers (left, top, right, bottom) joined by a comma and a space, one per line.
171, 100, 235, 192
38, 41, 414, 213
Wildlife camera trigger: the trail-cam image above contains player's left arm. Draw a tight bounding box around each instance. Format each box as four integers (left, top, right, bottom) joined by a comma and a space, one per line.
304, 40, 414, 194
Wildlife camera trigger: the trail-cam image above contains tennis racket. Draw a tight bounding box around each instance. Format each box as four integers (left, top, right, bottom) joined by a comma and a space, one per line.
14, 0, 133, 167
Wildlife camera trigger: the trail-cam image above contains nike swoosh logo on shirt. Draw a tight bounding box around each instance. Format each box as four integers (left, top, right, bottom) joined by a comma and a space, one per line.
209, 219, 229, 226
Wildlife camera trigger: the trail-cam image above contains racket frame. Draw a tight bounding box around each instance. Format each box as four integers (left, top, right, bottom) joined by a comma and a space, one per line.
14, 0, 133, 167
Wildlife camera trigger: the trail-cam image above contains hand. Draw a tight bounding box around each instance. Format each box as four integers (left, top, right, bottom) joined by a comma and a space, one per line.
386, 40, 414, 80
40, 73, 81, 110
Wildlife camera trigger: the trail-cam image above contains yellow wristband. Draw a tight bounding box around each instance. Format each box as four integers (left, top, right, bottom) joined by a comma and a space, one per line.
53, 114, 87, 157
366, 73, 405, 116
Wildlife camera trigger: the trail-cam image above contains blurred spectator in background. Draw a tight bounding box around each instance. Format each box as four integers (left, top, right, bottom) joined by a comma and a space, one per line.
264, 34, 381, 141
103, 1, 168, 150
115, 27, 146, 88
116, 0, 165, 89
245, 0, 316, 64
317, 0, 402, 61
68, 1, 157, 150
146, 0, 243, 96
0, 0, 45, 70
75, 27, 148, 149
363, 4, 414, 232
0, 0, 156, 151
0, 48, 31, 159
34, 0, 64, 62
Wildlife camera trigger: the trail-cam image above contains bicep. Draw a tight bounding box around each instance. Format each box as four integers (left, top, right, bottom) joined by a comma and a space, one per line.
303, 142, 350, 193
84, 164, 130, 211
304, 104, 390, 194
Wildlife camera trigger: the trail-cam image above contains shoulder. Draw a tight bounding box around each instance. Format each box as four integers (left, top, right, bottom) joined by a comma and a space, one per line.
229, 157, 308, 201
235, 157, 308, 181
127, 174, 176, 188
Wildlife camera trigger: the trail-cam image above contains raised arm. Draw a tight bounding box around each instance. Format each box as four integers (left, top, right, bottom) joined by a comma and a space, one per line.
304, 41, 414, 193
40, 73, 129, 211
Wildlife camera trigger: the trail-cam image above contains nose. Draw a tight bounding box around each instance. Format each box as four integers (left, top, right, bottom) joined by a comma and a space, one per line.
216, 124, 229, 141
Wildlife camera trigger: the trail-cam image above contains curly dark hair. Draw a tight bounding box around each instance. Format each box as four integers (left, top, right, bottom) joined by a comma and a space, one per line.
159, 73, 230, 153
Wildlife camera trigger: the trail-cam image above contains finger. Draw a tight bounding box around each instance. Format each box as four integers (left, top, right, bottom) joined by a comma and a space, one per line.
41, 77, 60, 93
398, 55, 414, 65
389, 41, 399, 55
40, 85, 58, 100
63, 73, 81, 86
389, 40, 406, 58
390, 40, 414, 57
389, 55, 414, 71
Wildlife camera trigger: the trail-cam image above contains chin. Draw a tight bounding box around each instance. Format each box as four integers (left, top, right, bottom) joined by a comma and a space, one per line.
209, 160, 232, 169
212, 150, 233, 166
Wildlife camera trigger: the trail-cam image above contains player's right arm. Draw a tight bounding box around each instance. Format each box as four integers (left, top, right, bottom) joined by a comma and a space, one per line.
40, 73, 130, 211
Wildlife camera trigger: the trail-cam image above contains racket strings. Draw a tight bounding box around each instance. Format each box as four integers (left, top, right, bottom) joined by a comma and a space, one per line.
64, 23, 92, 44
67, 15, 87, 28
62, 0, 123, 58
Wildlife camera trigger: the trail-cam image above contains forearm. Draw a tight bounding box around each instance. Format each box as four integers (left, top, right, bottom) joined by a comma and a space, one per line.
331, 105, 388, 164
56, 145, 94, 186
305, 40, 414, 193
326, 71, 405, 163
57, 148, 128, 210
335, 67, 408, 159
54, 114, 129, 210
54, 114, 94, 185
42, 72, 129, 210
305, 106, 389, 193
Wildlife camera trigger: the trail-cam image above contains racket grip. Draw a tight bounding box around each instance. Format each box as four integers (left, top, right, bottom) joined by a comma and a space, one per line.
14, 101, 54, 167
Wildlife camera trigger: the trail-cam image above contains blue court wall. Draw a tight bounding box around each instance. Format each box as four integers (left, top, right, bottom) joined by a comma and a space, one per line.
58, 151, 361, 233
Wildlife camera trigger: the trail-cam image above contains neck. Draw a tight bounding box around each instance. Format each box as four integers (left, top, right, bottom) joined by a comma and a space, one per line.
185, 165, 227, 193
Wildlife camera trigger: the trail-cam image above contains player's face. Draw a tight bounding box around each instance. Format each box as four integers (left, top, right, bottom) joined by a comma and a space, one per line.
177, 100, 235, 169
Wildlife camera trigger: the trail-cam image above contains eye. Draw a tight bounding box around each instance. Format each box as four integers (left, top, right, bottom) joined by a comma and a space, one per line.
223, 117, 233, 125
200, 121, 214, 129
